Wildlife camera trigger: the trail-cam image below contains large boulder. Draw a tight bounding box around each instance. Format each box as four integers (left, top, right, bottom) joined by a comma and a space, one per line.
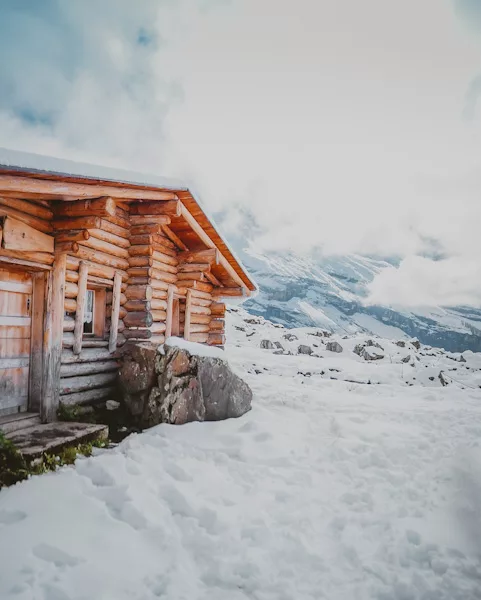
354, 343, 384, 361
298, 344, 313, 355
260, 339, 275, 349
326, 341, 343, 353
117, 342, 158, 423
119, 340, 253, 428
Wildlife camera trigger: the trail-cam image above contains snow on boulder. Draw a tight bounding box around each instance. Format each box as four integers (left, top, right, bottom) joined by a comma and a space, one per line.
298, 344, 313, 355
283, 333, 298, 342
326, 341, 343, 353
353, 342, 384, 361
260, 339, 275, 350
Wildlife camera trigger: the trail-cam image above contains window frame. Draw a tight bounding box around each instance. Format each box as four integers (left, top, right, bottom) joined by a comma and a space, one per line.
82, 287, 106, 339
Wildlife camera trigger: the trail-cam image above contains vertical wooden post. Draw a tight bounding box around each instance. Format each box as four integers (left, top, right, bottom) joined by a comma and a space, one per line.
109, 271, 122, 353
73, 261, 88, 355
42, 250, 67, 423
165, 285, 174, 339
184, 289, 192, 341
29, 272, 46, 413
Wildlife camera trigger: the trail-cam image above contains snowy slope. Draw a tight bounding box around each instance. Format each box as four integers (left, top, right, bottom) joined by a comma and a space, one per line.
1, 309, 481, 599
237, 246, 481, 353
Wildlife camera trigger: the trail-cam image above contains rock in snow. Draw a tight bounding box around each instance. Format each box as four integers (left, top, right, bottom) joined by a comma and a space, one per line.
298, 344, 313, 355
118, 342, 158, 424
326, 341, 343, 353
354, 342, 384, 361
260, 339, 275, 349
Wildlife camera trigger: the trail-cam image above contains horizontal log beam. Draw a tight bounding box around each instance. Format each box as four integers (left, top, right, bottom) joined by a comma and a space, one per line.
130, 200, 181, 217
53, 216, 102, 231
54, 196, 116, 218
124, 311, 153, 328
0, 196, 53, 220
61, 348, 117, 364
210, 302, 226, 316
55, 229, 90, 243
208, 333, 225, 346
125, 285, 153, 301
60, 360, 118, 377
60, 372, 117, 394
209, 319, 225, 331
212, 287, 244, 297
59, 386, 116, 405
179, 248, 218, 265
0, 174, 178, 202
179, 262, 211, 273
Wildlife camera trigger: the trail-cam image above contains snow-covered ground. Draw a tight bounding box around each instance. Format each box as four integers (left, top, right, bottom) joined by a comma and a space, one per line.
1, 308, 481, 599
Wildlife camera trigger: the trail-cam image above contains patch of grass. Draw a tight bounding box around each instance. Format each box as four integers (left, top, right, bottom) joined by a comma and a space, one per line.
0, 431, 29, 488
57, 403, 80, 422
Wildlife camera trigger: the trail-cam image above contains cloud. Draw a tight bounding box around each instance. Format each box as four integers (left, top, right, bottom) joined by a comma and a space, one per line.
365, 255, 481, 307
0, 0, 481, 306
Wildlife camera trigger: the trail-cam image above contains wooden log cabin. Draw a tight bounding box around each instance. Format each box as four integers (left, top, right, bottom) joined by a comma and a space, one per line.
0, 149, 256, 424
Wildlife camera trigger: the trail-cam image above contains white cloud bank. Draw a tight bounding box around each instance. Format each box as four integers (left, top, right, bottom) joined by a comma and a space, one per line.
1, 0, 481, 306
366, 255, 481, 307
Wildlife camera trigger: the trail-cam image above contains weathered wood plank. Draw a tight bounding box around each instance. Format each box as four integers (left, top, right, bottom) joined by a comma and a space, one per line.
59, 386, 115, 405
108, 271, 122, 353
29, 272, 46, 413
73, 262, 88, 355
42, 251, 67, 422
184, 289, 193, 341
61, 348, 116, 364
60, 372, 117, 394
2, 216, 54, 253
60, 360, 118, 377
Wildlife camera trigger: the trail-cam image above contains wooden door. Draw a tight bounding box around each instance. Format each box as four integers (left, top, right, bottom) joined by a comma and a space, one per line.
0, 268, 32, 416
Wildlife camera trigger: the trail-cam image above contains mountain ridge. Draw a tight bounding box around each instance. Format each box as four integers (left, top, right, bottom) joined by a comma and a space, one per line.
233, 244, 481, 353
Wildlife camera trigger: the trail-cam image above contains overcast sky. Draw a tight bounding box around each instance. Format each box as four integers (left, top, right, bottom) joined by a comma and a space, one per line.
0, 0, 481, 306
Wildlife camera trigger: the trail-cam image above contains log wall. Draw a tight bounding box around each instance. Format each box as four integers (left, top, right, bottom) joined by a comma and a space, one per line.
124, 220, 179, 345
57, 201, 127, 405
0, 194, 231, 413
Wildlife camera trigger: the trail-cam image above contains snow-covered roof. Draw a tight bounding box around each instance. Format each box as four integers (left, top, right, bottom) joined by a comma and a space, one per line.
0, 147, 186, 191
0, 147, 257, 293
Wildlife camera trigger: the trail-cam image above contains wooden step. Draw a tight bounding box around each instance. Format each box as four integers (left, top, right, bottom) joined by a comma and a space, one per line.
0, 412, 41, 435
6, 422, 108, 460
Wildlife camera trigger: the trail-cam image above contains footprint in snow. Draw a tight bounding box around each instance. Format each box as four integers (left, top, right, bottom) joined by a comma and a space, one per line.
253, 432, 272, 442
0, 509, 27, 525
164, 462, 193, 482
32, 543, 81, 567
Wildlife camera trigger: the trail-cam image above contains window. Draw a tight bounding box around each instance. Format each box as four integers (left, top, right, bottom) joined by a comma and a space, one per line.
83, 290, 95, 334
82, 287, 106, 338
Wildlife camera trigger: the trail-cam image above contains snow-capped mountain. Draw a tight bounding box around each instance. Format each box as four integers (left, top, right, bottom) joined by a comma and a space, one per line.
234, 245, 481, 353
